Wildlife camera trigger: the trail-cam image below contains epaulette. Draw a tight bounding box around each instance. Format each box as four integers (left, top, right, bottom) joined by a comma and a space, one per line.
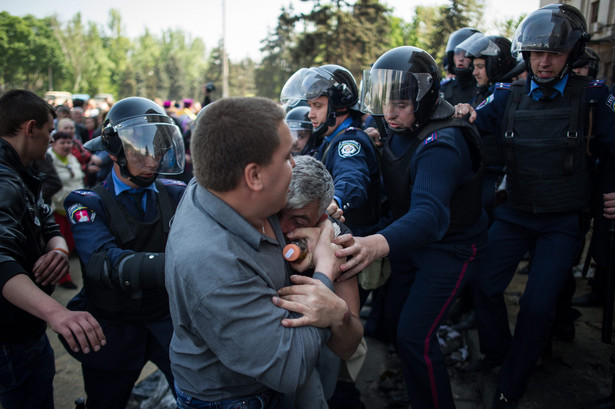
159, 178, 187, 187
423, 132, 438, 145
588, 79, 605, 88
495, 82, 511, 90
72, 189, 98, 197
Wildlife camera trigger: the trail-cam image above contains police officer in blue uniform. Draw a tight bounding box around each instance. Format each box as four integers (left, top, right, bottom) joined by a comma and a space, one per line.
286, 105, 318, 156
456, 32, 518, 225
454, 5, 615, 408
62, 97, 187, 409
281, 64, 381, 237
335, 46, 488, 409
440, 27, 480, 105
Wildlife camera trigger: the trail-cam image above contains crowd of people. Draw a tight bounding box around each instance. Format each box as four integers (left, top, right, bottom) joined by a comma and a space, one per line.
1, 3, 615, 409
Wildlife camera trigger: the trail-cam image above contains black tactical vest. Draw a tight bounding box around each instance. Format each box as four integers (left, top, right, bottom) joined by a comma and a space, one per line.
502, 77, 590, 214
381, 112, 484, 236
85, 181, 175, 321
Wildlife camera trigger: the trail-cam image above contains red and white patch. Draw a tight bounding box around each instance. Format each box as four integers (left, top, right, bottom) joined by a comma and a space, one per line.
68, 204, 96, 224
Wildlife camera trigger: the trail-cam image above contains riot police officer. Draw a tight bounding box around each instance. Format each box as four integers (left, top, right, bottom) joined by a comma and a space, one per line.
453, 4, 615, 408
335, 46, 488, 409
62, 97, 187, 409
286, 105, 317, 156
280, 64, 381, 237
440, 27, 480, 105
455, 33, 518, 222
572, 46, 600, 79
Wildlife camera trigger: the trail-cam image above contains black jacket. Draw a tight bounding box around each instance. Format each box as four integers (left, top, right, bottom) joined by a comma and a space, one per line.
0, 138, 62, 342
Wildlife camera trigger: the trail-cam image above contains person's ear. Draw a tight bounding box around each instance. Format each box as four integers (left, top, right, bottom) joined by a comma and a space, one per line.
23, 120, 36, 137
244, 162, 263, 191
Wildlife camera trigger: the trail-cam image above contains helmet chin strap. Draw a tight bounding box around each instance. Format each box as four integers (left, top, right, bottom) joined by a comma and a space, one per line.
526, 54, 570, 88
117, 159, 157, 187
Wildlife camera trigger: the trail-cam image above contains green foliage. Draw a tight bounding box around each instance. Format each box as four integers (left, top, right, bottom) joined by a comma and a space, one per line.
0, 12, 65, 92
0, 0, 498, 103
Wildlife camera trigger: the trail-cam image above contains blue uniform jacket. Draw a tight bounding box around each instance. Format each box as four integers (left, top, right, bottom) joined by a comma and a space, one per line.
315, 117, 380, 216
63, 171, 186, 268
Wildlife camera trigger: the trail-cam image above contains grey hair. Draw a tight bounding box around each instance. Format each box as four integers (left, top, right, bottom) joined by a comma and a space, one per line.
287, 155, 334, 215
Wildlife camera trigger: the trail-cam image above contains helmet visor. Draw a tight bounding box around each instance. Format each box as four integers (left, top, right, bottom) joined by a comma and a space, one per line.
360, 68, 433, 115
511, 8, 582, 55
281, 67, 337, 104
115, 117, 185, 175
456, 32, 500, 58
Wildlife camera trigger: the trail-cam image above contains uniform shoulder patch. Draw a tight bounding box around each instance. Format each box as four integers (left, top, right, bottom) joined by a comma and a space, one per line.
495, 82, 511, 90
67, 204, 96, 224
476, 93, 494, 110
423, 132, 438, 145
159, 178, 187, 187
338, 140, 361, 158
588, 79, 605, 88
607, 93, 615, 113
73, 189, 97, 197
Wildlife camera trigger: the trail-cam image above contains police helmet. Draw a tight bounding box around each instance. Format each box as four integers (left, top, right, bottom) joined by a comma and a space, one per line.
86, 97, 185, 186
280, 64, 359, 136
511, 4, 590, 84
456, 33, 517, 83
285, 106, 312, 140
360, 46, 441, 130
572, 47, 600, 79
445, 27, 480, 75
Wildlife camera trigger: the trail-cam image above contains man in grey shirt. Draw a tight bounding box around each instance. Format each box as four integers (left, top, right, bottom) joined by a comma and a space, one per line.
165, 97, 350, 408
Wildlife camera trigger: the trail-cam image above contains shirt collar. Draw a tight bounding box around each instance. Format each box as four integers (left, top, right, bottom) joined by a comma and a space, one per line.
324, 117, 353, 143
111, 167, 158, 195
529, 74, 568, 100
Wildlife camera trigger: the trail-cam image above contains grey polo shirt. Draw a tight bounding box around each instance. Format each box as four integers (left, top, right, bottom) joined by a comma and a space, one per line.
165, 179, 332, 402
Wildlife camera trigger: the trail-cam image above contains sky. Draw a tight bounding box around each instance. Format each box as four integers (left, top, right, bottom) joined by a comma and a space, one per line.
3, 0, 541, 61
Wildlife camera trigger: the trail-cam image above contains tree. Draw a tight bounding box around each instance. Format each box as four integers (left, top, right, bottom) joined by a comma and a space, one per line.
428, 0, 486, 74
255, 6, 299, 100
0, 12, 65, 92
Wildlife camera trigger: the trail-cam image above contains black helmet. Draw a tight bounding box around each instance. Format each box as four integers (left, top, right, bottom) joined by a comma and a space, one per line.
572, 47, 600, 79
360, 46, 441, 130
456, 33, 517, 83
285, 106, 314, 154
445, 27, 480, 75
86, 96, 185, 186
280, 64, 359, 137
511, 3, 590, 84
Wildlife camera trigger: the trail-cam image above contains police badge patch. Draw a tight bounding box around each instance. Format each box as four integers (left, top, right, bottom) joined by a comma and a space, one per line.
67, 204, 96, 224
607, 93, 615, 113
338, 140, 361, 158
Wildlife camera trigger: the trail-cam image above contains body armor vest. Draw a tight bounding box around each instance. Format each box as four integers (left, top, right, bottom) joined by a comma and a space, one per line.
381, 115, 484, 236
502, 77, 590, 213
85, 181, 175, 321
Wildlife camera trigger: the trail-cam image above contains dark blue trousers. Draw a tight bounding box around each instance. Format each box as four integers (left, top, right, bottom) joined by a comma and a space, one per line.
61, 316, 175, 409
473, 202, 585, 398
386, 242, 481, 409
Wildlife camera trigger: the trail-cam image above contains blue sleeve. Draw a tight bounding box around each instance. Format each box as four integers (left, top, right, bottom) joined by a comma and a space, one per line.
379, 128, 471, 254
64, 190, 131, 266
326, 132, 376, 212
474, 87, 509, 140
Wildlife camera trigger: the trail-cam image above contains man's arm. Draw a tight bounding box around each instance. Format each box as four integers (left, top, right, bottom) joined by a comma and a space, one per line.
32, 235, 70, 286
2, 274, 106, 353
275, 274, 363, 360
